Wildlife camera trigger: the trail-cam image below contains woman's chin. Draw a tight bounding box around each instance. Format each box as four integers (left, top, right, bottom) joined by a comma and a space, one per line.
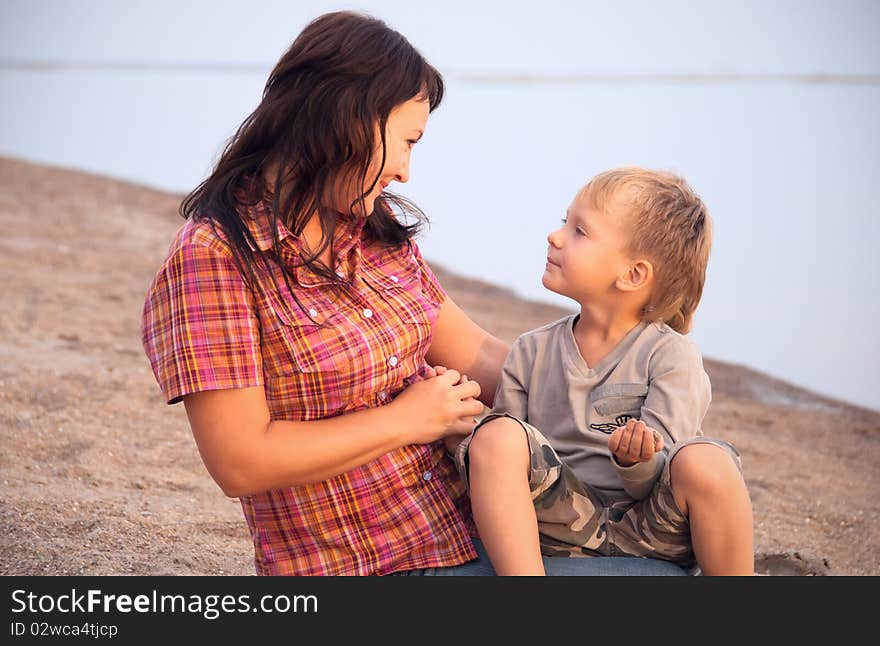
347, 206, 371, 219
355, 197, 379, 218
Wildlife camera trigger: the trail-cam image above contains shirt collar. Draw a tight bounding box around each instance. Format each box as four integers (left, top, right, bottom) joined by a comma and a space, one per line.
240, 195, 292, 253
239, 193, 368, 287
240, 194, 366, 252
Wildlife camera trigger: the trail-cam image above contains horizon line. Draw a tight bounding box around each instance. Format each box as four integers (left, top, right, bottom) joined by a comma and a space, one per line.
1, 59, 878, 85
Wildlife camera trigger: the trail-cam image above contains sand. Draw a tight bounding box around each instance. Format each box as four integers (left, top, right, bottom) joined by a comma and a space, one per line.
1, 156, 877, 576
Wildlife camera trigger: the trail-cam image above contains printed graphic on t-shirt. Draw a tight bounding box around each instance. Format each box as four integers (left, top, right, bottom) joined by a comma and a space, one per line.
590, 414, 635, 434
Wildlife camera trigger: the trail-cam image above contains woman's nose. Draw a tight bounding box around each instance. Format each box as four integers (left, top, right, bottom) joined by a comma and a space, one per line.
394, 152, 411, 184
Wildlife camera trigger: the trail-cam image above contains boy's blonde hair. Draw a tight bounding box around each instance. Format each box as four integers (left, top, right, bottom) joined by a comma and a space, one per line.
580, 167, 712, 334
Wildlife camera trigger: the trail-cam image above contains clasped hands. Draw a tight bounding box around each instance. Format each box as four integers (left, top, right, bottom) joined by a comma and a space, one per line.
391, 364, 483, 451
422, 365, 484, 454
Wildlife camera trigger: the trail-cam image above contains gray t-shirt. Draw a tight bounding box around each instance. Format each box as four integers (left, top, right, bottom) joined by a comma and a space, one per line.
493, 314, 711, 502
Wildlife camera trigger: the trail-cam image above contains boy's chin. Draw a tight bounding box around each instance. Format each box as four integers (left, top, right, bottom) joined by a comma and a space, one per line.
541, 273, 567, 298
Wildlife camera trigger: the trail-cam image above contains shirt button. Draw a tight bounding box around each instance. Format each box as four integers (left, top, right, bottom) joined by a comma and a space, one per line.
363, 308, 373, 319
378, 390, 388, 401
390, 275, 399, 283
388, 355, 399, 368
422, 471, 433, 482
308, 308, 318, 318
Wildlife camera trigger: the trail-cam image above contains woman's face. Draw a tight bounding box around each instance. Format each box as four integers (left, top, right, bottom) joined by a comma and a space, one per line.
337, 97, 430, 217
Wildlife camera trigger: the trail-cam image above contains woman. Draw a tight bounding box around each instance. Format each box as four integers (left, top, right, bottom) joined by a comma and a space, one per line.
141, 11, 685, 576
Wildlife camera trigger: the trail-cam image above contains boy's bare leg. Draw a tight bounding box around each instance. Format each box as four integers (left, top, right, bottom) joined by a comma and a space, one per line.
467, 417, 546, 575
670, 443, 755, 575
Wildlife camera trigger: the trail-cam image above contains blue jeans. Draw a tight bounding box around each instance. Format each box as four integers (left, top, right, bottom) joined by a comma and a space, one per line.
397, 538, 688, 576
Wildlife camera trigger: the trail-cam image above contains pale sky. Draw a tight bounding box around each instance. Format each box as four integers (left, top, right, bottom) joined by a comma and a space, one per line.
1, 0, 879, 75
1, 0, 878, 409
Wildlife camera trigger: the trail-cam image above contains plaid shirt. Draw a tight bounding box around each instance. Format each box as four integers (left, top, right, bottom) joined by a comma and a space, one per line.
141, 197, 476, 575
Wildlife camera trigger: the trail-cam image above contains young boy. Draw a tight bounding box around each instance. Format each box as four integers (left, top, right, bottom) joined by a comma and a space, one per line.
454, 167, 754, 575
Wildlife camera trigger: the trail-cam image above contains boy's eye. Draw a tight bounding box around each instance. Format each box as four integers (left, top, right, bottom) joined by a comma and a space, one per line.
561, 218, 586, 236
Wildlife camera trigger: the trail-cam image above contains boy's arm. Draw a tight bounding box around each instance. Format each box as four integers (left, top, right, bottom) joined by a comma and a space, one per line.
488, 336, 531, 420
611, 336, 712, 500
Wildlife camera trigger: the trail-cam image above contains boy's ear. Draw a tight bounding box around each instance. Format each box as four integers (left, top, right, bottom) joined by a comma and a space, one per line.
616, 259, 653, 292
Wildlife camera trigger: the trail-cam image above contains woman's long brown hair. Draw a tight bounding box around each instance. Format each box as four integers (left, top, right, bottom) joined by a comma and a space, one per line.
180, 11, 444, 315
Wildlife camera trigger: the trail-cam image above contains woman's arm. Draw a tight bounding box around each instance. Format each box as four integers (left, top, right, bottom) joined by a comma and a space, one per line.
183, 371, 483, 498
425, 296, 510, 409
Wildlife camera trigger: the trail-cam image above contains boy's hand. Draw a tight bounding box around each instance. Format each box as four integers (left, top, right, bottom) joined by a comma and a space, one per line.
608, 419, 663, 467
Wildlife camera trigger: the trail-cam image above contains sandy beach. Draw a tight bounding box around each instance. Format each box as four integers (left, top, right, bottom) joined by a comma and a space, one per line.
1, 156, 877, 576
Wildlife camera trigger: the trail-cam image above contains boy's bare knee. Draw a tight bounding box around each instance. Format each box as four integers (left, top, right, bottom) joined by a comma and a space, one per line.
670, 443, 743, 504
468, 417, 529, 472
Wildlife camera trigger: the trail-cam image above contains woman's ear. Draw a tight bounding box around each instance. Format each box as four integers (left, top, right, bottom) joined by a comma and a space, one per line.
616, 259, 654, 292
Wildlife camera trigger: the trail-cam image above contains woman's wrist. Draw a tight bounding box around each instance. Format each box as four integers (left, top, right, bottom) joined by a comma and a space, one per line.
369, 399, 412, 447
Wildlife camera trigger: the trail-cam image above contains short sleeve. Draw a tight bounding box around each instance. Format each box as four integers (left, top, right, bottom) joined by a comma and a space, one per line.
409, 240, 447, 307
609, 334, 711, 500
491, 336, 531, 420
141, 239, 263, 404
641, 335, 712, 445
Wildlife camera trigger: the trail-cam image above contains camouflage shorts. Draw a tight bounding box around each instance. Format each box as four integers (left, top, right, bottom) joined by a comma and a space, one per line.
454, 413, 743, 571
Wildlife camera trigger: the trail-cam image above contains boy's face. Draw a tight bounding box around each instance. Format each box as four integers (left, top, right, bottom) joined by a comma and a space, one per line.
542, 193, 634, 303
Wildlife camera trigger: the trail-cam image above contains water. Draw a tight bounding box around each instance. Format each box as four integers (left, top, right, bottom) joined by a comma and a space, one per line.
2, 67, 878, 410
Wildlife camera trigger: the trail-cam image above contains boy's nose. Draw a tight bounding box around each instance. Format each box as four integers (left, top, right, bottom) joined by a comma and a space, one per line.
547, 228, 562, 247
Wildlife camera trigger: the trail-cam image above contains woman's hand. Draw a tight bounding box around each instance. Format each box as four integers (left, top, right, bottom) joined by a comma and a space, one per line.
390, 366, 483, 445
424, 366, 482, 453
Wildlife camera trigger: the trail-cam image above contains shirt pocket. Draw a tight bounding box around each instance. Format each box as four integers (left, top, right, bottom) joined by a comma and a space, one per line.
262, 290, 357, 376
360, 258, 434, 350
590, 383, 649, 419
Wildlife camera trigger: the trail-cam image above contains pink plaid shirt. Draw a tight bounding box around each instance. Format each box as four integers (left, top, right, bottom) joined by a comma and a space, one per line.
142, 197, 476, 575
